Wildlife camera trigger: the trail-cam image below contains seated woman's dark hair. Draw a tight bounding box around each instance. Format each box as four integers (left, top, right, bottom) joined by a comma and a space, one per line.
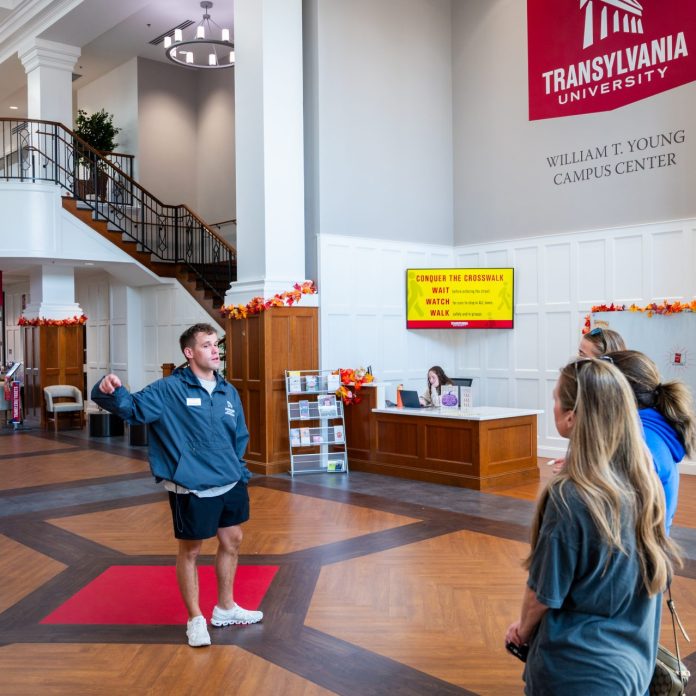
426, 365, 452, 394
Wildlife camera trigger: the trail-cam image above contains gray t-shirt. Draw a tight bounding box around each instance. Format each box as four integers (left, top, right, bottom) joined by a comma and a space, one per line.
524, 481, 661, 696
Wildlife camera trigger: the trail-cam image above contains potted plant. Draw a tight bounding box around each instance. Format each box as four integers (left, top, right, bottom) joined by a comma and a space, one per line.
73, 109, 121, 200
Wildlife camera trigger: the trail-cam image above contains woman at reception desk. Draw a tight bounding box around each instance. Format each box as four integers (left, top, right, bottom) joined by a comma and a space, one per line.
343, 382, 542, 491
419, 365, 454, 408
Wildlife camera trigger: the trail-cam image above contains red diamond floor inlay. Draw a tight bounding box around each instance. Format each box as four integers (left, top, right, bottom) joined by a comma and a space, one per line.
41, 565, 278, 625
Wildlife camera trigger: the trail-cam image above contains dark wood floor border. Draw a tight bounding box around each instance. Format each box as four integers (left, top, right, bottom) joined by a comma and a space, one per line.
0, 471, 153, 499
0, 445, 84, 461
255, 476, 532, 545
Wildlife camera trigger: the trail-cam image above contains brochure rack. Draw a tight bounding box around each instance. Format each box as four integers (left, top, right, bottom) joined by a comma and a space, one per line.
285, 369, 348, 476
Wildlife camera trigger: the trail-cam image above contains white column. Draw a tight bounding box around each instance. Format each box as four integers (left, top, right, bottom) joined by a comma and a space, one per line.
18, 39, 80, 124
227, 0, 314, 306
24, 265, 83, 320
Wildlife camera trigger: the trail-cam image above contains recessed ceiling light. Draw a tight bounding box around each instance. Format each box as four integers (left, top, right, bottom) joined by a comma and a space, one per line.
9, 106, 18, 110
84, 262, 95, 266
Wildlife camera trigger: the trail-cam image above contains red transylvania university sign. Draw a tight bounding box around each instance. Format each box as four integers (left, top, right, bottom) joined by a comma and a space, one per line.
528, 0, 696, 120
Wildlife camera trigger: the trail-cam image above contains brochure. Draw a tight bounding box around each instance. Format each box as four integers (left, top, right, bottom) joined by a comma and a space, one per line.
298, 400, 310, 419
460, 385, 473, 408
300, 427, 311, 446
333, 425, 345, 444
288, 371, 302, 393
317, 394, 338, 418
289, 428, 301, 447
305, 375, 318, 392
327, 373, 340, 392
327, 458, 344, 472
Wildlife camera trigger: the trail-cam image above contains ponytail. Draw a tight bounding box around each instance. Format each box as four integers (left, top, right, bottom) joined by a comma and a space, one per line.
655, 380, 696, 457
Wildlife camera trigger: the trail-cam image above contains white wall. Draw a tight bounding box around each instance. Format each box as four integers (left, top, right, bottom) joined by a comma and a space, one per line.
140, 282, 223, 386
451, 0, 696, 244
76, 58, 139, 174
305, 0, 454, 248
137, 58, 198, 208
77, 273, 223, 394
318, 219, 696, 456
196, 69, 236, 225
319, 233, 457, 397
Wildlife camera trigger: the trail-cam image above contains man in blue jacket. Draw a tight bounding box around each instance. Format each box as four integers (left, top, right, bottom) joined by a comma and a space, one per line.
92, 322, 262, 647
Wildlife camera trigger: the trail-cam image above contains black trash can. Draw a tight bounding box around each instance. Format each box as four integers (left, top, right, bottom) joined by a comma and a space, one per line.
89, 412, 124, 437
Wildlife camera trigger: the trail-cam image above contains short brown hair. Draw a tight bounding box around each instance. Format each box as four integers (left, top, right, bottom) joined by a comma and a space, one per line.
179, 323, 218, 354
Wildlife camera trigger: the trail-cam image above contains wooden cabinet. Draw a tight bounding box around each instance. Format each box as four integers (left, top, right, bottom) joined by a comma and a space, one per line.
226, 307, 318, 474
22, 325, 85, 425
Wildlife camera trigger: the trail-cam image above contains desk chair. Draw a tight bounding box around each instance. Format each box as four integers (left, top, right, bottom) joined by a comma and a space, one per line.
44, 385, 85, 432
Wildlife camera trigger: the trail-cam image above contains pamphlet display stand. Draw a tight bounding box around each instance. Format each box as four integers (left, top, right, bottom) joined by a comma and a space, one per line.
285, 369, 348, 476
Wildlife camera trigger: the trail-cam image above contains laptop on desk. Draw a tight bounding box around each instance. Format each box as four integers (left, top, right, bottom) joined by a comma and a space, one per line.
400, 390, 425, 408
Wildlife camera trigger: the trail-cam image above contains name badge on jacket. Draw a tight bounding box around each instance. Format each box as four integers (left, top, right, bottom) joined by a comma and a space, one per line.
186, 397, 202, 407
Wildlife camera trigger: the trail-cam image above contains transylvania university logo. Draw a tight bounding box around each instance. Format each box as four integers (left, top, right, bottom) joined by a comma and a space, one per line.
580, 0, 644, 49
527, 0, 696, 120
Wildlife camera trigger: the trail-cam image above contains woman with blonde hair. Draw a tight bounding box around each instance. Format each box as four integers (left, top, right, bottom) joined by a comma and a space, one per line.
607, 349, 696, 535
578, 326, 626, 357
505, 357, 679, 695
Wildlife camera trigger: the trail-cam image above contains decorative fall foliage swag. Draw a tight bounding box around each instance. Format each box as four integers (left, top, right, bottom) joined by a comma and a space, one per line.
18, 315, 88, 327
221, 281, 317, 320
336, 368, 374, 405
583, 300, 696, 333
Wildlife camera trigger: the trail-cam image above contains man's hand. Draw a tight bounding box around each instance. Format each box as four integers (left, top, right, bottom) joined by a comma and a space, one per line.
99, 374, 122, 395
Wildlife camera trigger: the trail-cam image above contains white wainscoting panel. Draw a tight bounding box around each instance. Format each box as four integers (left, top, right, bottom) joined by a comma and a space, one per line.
453, 218, 696, 457
650, 229, 688, 299
319, 235, 456, 401
3, 283, 28, 365
319, 218, 696, 458
612, 234, 644, 301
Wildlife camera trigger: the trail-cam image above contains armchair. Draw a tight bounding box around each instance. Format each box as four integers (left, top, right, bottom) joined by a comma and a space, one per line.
44, 385, 85, 432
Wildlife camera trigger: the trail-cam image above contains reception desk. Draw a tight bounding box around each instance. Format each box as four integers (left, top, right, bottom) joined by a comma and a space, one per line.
344, 387, 541, 490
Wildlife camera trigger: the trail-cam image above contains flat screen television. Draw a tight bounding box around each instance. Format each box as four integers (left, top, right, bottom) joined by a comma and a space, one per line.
406, 268, 514, 329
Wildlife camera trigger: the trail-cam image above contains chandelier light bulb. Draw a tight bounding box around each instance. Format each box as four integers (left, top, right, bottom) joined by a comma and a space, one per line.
186, 52, 194, 64
175, 28, 183, 42
229, 50, 234, 63
197, 25, 205, 39
209, 53, 217, 66
222, 28, 230, 42
164, 35, 172, 48
171, 47, 177, 58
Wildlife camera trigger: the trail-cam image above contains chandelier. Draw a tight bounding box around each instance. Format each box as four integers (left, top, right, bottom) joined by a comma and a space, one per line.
164, 1, 234, 69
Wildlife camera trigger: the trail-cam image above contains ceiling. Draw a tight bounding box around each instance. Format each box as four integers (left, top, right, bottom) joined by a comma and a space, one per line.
0, 0, 235, 117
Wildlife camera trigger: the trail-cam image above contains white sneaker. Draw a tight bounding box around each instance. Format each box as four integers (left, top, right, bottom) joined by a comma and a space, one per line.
186, 615, 211, 647
211, 603, 263, 626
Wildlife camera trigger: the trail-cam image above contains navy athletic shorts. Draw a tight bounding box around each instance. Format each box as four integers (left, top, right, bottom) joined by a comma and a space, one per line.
168, 482, 250, 540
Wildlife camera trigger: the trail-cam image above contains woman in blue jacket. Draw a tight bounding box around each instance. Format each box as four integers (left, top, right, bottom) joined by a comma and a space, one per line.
608, 350, 696, 535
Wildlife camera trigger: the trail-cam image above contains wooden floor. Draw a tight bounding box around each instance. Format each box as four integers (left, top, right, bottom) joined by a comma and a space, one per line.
2, 428, 696, 695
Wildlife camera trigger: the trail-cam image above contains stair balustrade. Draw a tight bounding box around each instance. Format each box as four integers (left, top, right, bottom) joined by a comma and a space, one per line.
0, 117, 236, 309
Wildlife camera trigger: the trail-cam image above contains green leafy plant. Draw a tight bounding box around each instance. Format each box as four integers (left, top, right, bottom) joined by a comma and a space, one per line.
74, 109, 121, 153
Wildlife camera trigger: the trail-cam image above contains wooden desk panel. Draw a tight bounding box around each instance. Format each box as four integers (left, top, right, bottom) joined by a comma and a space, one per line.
346, 404, 539, 491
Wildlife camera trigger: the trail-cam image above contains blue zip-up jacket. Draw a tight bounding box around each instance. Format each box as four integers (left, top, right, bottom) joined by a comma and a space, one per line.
91, 367, 250, 491
640, 408, 685, 536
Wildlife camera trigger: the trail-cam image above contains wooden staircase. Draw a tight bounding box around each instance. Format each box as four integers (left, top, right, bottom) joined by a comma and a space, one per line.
62, 197, 234, 324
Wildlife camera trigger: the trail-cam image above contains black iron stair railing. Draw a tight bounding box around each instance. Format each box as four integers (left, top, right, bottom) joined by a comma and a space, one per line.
0, 117, 236, 307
